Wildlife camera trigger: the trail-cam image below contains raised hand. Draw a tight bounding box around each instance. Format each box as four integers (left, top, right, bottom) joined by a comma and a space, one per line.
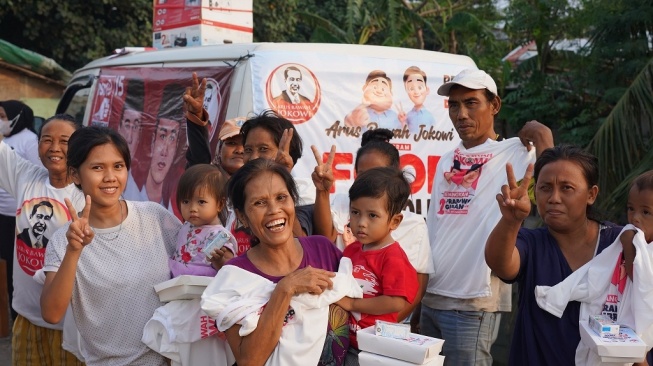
517, 120, 554, 158
275, 128, 295, 172
182, 72, 207, 124
311, 145, 336, 192
496, 163, 534, 223
65, 195, 94, 251
396, 102, 407, 126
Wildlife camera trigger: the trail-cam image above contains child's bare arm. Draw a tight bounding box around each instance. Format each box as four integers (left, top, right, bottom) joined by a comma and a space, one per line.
398, 273, 427, 322
621, 229, 637, 280
336, 295, 407, 315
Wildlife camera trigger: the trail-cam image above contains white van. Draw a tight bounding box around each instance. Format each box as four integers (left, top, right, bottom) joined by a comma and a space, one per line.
56, 43, 476, 216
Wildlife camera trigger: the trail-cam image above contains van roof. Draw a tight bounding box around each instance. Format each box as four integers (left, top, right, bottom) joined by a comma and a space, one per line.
75, 42, 476, 73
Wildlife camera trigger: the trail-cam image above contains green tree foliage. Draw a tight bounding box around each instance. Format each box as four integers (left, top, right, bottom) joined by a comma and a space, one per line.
502, 0, 653, 148
501, 0, 588, 139
252, 0, 299, 42
586, 58, 653, 221
0, 0, 152, 71
295, 0, 508, 81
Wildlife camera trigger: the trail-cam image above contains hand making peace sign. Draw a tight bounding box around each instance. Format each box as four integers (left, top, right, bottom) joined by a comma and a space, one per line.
275, 128, 295, 172
496, 163, 534, 223
64, 195, 95, 251
182, 72, 207, 124
311, 145, 336, 192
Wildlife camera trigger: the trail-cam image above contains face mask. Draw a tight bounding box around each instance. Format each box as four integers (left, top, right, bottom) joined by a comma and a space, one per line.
0, 112, 21, 136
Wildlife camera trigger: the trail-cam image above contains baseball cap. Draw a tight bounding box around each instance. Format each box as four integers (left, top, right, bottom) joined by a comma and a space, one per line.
218, 117, 246, 140
437, 69, 498, 96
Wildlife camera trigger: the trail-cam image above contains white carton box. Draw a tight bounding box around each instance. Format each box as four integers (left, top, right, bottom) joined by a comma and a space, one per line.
579, 321, 647, 363
589, 314, 620, 337
374, 320, 410, 340
359, 351, 444, 366
152, 0, 252, 49
154, 275, 213, 302
357, 326, 444, 364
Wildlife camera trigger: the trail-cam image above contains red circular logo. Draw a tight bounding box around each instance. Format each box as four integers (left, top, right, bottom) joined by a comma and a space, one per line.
265, 63, 321, 124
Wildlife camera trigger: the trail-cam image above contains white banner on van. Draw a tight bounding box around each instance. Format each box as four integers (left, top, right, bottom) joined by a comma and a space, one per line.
250, 51, 468, 216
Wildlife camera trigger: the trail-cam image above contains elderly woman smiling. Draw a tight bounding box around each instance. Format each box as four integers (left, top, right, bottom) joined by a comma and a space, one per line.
201, 158, 358, 366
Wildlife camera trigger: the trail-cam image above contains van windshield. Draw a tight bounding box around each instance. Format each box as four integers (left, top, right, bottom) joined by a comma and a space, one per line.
56, 74, 94, 125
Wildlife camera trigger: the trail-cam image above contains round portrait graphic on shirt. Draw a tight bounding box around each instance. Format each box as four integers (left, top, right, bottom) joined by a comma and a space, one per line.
265, 63, 322, 124
15, 198, 70, 275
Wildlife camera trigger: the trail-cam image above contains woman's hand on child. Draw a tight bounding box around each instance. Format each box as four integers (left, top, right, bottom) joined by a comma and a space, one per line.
496, 163, 534, 223
311, 145, 335, 192
208, 247, 234, 271
65, 196, 95, 251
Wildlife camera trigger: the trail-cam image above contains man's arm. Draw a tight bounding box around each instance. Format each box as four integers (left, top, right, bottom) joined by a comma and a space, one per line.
517, 120, 554, 158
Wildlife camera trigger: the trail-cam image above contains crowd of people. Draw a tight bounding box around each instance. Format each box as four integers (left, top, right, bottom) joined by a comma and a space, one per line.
0, 67, 651, 366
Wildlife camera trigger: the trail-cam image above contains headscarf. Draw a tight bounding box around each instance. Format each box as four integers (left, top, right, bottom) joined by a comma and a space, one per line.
0, 100, 35, 137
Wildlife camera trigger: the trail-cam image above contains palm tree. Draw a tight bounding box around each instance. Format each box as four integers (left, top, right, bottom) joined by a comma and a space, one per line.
586, 57, 653, 221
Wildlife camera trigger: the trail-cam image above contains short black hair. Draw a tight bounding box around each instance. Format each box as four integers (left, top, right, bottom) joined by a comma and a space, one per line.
349, 167, 410, 217
631, 170, 653, 192
284, 66, 302, 80
241, 110, 303, 165
355, 128, 399, 172
30, 201, 53, 217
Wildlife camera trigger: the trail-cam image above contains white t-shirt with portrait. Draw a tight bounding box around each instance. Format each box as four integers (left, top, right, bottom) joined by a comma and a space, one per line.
426, 137, 535, 299
0, 140, 85, 329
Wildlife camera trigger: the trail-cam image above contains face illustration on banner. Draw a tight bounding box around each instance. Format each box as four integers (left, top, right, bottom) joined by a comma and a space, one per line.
150, 117, 180, 185
344, 70, 401, 130
266, 63, 321, 124
404, 68, 430, 108
118, 78, 145, 159
363, 74, 393, 112
272, 66, 311, 105
119, 109, 142, 158
202, 78, 221, 137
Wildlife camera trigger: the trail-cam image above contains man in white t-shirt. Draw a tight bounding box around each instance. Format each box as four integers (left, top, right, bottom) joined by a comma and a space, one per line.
420, 69, 553, 365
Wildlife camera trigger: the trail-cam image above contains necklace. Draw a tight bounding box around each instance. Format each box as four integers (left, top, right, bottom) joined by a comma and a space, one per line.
94, 200, 124, 241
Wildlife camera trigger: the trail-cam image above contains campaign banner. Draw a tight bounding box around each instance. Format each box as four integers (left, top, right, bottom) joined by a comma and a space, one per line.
89, 66, 234, 218
251, 52, 466, 216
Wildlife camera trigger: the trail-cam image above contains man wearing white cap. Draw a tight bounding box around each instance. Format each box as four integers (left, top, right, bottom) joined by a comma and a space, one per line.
419, 69, 553, 365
